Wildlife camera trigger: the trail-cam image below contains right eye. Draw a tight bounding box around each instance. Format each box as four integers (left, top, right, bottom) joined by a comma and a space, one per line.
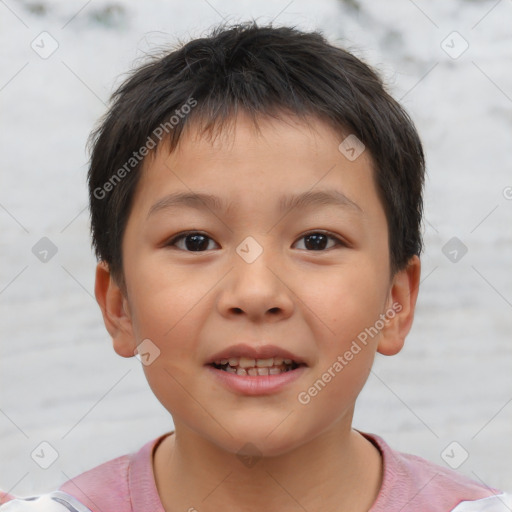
166, 231, 220, 252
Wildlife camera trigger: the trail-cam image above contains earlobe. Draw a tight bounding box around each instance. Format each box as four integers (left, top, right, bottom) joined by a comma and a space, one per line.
377, 255, 421, 356
94, 262, 136, 358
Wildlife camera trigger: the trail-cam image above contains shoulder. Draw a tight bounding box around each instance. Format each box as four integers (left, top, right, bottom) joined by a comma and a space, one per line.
57, 451, 132, 511
359, 431, 512, 512
1, 434, 167, 512
57, 433, 165, 511
0, 454, 129, 512
0, 491, 93, 511
451, 494, 512, 511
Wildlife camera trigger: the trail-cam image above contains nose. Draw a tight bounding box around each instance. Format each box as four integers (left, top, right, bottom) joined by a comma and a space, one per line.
216, 244, 294, 322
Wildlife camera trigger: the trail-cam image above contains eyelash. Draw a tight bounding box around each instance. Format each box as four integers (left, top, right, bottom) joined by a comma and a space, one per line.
165, 230, 346, 252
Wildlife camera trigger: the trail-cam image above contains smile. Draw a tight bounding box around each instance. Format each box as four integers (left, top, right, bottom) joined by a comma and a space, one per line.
210, 356, 302, 376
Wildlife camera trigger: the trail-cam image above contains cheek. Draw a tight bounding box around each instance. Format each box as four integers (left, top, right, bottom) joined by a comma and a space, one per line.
300, 256, 389, 346
141, 359, 195, 424
126, 259, 207, 341
295, 346, 377, 432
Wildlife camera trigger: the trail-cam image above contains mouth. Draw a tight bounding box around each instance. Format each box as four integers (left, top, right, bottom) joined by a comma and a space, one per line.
205, 344, 308, 395
209, 356, 305, 376
206, 344, 308, 377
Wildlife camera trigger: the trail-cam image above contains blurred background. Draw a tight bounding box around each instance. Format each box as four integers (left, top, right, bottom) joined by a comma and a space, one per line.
1, 0, 511, 496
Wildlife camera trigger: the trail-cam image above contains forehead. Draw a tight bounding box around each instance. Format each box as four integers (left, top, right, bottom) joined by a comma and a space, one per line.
132, 112, 382, 220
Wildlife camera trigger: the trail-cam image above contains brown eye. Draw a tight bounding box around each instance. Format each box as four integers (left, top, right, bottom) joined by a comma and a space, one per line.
294, 232, 343, 251
168, 232, 219, 252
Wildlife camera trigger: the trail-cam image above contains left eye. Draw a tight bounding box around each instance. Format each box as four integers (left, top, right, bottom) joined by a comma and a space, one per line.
293, 232, 344, 251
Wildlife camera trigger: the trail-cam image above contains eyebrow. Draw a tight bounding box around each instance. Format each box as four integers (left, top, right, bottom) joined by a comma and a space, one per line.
147, 189, 363, 219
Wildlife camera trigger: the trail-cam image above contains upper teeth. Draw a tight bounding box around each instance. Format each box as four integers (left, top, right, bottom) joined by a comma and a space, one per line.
215, 357, 293, 368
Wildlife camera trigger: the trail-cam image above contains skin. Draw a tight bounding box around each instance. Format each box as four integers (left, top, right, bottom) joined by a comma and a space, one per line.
95, 112, 421, 512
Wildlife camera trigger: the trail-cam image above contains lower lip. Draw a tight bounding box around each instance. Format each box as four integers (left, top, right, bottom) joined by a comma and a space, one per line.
206, 365, 307, 396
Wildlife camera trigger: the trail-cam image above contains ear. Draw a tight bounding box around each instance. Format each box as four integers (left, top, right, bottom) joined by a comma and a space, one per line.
94, 262, 136, 358
377, 255, 421, 356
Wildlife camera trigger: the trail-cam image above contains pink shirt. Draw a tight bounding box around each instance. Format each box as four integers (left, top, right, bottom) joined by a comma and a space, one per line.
2, 431, 511, 511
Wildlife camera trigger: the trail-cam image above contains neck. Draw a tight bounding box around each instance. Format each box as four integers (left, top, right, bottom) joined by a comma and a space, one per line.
153, 422, 383, 512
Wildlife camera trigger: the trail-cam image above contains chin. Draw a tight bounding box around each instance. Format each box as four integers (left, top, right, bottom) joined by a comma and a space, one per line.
211, 420, 311, 459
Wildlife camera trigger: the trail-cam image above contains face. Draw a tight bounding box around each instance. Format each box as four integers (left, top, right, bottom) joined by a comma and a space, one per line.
98, 112, 419, 457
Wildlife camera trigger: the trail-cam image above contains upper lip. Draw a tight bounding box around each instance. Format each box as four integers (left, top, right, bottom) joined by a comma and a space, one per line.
206, 344, 307, 365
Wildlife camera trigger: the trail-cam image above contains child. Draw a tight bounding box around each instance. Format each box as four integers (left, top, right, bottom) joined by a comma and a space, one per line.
1, 22, 510, 512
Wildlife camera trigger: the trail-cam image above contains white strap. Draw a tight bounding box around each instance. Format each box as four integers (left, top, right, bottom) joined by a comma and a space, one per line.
0, 491, 92, 512
451, 493, 512, 511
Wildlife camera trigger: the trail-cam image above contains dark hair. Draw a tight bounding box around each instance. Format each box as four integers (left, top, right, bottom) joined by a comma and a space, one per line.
88, 21, 425, 289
